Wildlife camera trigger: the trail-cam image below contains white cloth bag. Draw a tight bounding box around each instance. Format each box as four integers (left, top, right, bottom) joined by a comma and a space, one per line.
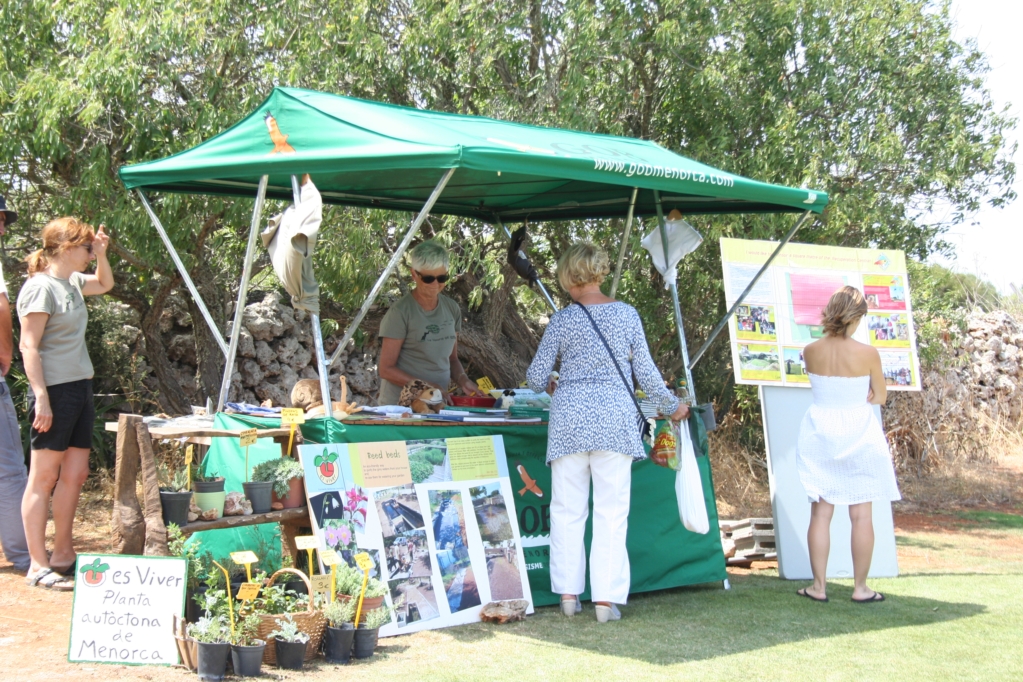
675, 421, 710, 534
640, 217, 703, 290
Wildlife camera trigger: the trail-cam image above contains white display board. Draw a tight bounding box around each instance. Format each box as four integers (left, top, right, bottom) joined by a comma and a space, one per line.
721, 238, 921, 391
761, 386, 899, 580
68, 555, 187, 665
298, 435, 533, 637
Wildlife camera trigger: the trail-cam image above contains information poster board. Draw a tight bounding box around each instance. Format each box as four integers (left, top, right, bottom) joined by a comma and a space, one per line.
298, 435, 534, 637
68, 555, 187, 665
720, 238, 921, 390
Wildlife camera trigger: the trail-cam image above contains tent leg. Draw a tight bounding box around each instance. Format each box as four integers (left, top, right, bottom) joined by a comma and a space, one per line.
653, 190, 696, 404
687, 210, 813, 371
136, 191, 228, 357
328, 168, 456, 368
495, 217, 559, 313
609, 188, 639, 299
723, 579, 731, 590
310, 313, 333, 419
217, 175, 269, 412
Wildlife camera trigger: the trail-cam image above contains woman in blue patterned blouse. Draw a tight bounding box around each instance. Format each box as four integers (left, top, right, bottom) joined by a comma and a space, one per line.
527, 242, 689, 623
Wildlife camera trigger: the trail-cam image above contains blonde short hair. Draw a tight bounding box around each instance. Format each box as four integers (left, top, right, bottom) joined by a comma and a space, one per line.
821, 286, 868, 336
557, 242, 610, 291
409, 240, 450, 271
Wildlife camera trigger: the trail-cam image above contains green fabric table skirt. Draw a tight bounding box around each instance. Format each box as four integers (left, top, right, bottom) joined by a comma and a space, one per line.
209, 413, 727, 606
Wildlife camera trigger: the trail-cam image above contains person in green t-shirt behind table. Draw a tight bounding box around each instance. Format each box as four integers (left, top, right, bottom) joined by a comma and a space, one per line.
377, 240, 484, 405
17, 217, 113, 591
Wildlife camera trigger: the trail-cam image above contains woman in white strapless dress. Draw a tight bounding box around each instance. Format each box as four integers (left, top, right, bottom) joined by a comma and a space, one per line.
797, 286, 900, 604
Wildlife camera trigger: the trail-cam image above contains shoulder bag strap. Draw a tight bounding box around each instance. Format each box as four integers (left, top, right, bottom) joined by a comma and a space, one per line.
573, 302, 647, 421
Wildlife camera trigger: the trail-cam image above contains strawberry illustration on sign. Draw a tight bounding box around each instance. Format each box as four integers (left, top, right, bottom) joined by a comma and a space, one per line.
314, 448, 340, 485
79, 558, 110, 586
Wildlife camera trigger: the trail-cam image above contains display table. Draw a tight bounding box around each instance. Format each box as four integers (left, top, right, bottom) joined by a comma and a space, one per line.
213, 412, 728, 606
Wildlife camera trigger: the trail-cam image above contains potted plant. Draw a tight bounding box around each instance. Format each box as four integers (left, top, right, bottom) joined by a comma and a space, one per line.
322, 597, 356, 663
192, 466, 226, 519
169, 524, 217, 623
352, 604, 393, 659
269, 613, 310, 670
186, 609, 231, 681
251, 457, 305, 509
158, 465, 192, 528
334, 562, 388, 623
242, 477, 273, 514
229, 613, 266, 677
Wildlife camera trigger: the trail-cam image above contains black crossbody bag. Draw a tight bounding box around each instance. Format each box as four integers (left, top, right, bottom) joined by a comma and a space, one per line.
574, 302, 652, 442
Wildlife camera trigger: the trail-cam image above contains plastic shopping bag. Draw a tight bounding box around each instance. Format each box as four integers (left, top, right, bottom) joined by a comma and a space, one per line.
675, 420, 710, 534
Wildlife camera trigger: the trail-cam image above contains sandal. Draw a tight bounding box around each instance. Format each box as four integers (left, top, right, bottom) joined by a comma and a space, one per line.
50, 557, 78, 577
560, 596, 582, 616
852, 591, 885, 603
797, 587, 829, 603
26, 568, 75, 591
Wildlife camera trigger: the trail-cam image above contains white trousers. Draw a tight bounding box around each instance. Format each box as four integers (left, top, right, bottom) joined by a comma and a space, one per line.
549, 450, 632, 604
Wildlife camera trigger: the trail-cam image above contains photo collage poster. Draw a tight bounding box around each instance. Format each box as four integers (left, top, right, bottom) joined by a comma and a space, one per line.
720, 238, 920, 390
297, 436, 534, 637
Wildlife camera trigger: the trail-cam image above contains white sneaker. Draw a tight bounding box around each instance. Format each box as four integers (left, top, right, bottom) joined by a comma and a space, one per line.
560, 597, 582, 616
595, 604, 621, 623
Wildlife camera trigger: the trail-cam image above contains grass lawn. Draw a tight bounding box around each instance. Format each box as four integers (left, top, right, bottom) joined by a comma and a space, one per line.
3, 503, 1021, 681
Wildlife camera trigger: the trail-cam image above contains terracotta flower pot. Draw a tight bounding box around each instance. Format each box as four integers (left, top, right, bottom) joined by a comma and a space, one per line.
273, 477, 305, 509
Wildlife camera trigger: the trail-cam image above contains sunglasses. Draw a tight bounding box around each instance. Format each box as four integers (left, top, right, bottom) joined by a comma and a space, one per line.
80, 243, 93, 254
415, 270, 450, 284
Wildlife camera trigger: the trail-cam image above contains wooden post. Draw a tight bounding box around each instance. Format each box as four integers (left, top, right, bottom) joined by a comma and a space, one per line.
111, 414, 145, 554
136, 423, 170, 556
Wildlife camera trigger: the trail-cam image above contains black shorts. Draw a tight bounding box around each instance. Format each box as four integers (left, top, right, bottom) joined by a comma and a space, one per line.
28, 379, 94, 451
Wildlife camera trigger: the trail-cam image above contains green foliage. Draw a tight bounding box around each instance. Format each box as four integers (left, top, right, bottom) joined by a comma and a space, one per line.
252, 582, 308, 616
186, 614, 231, 644
269, 614, 310, 644
168, 523, 215, 589
333, 561, 388, 598
361, 605, 394, 630
0, 0, 1014, 422
231, 613, 264, 647
322, 596, 357, 628
420, 447, 447, 466
158, 464, 189, 492
251, 457, 305, 498
408, 455, 435, 483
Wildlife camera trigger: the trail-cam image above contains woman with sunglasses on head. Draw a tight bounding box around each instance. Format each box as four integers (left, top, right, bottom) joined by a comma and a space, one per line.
377, 240, 483, 405
17, 217, 113, 590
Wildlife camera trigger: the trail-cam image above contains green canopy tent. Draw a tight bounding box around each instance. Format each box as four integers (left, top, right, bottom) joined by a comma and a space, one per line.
119, 86, 828, 414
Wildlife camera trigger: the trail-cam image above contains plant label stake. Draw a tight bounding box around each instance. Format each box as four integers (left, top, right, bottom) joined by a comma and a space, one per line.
476, 376, 495, 393
239, 429, 257, 481
184, 444, 194, 490
236, 582, 260, 601
319, 549, 341, 603
211, 560, 235, 637
353, 552, 374, 628
311, 574, 332, 600
295, 535, 319, 579
230, 550, 259, 583
281, 408, 305, 457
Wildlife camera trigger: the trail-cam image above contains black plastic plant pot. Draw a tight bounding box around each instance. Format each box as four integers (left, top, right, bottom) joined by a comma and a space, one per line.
284, 579, 309, 596
193, 478, 225, 493
352, 627, 379, 659
242, 481, 273, 514
230, 640, 266, 677
275, 638, 307, 670
323, 624, 355, 664
185, 584, 210, 623
159, 490, 192, 528
196, 641, 230, 681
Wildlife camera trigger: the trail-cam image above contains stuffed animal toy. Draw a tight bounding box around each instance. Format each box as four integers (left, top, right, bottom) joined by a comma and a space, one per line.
291, 377, 362, 418
495, 389, 516, 410
398, 379, 444, 414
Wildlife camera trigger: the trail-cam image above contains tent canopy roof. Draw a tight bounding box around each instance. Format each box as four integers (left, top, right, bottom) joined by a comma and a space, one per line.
119, 87, 827, 221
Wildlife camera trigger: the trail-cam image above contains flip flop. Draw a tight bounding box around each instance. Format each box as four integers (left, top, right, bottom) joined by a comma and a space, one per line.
852, 591, 885, 603
797, 587, 829, 603
26, 568, 75, 591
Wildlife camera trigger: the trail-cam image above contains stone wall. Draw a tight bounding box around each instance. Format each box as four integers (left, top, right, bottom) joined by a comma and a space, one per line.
958, 310, 1022, 420
163, 292, 380, 408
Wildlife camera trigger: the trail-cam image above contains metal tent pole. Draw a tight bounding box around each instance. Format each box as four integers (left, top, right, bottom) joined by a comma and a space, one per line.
653, 190, 696, 404
687, 210, 813, 371
137, 190, 228, 357
495, 217, 559, 313
609, 188, 639, 298
217, 175, 269, 412
291, 174, 333, 419
328, 168, 456, 368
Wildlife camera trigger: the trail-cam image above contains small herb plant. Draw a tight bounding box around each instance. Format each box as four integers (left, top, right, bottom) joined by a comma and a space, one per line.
323, 597, 356, 628
252, 582, 307, 615
362, 605, 393, 630
187, 615, 231, 643
230, 613, 264, 647
333, 561, 388, 598
193, 466, 223, 483
269, 614, 310, 644
168, 524, 215, 589
158, 464, 189, 492
251, 457, 305, 498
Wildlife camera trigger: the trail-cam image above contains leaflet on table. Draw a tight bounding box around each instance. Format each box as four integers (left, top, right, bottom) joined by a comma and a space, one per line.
297, 436, 533, 637
720, 238, 921, 391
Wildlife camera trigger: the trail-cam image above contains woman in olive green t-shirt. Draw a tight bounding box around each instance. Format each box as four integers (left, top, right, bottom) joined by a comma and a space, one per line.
377, 240, 484, 405
17, 217, 113, 590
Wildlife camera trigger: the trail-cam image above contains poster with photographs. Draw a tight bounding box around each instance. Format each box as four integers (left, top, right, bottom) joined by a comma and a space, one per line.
721, 238, 920, 390
298, 436, 533, 637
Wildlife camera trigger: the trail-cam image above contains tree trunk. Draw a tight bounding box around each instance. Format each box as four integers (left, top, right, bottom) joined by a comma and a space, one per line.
188, 261, 230, 405
141, 279, 191, 415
